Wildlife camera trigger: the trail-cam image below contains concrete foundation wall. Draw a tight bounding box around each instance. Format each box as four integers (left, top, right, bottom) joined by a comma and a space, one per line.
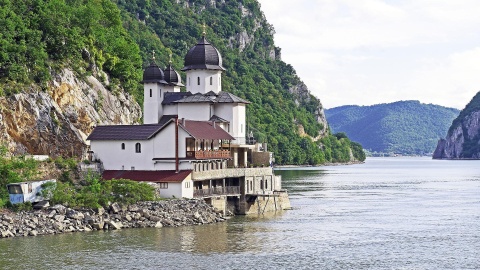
240, 191, 291, 215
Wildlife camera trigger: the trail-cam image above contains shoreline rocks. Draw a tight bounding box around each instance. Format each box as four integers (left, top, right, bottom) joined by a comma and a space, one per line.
0, 199, 225, 238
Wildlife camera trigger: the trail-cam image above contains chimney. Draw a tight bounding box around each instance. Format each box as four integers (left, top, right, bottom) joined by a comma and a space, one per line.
175, 118, 179, 173
182, 118, 185, 126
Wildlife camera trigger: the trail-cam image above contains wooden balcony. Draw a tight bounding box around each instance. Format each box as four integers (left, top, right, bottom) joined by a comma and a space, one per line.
186, 150, 231, 159
193, 186, 240, 197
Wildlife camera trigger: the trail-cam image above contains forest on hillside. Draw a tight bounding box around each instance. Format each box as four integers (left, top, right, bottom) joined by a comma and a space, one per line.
0, 0, 365, 164
325, 101, 459, 155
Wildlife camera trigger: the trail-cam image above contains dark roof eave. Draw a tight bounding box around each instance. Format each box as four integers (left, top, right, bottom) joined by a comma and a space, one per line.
181, 65, 226, 71
141, 79, 169, 84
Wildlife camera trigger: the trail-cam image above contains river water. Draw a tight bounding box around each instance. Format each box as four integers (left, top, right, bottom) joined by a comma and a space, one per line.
1, 157, 479, 269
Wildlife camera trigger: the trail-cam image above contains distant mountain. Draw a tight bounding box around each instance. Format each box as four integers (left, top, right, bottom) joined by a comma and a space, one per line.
433, 91, 480, 159
325, 101, 460, 155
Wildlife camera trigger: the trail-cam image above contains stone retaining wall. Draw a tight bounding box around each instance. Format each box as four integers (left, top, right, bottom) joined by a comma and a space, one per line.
242, 191, 291, 215
0, 199, 225, 238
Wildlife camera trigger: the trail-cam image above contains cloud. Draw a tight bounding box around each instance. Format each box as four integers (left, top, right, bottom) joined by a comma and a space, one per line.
410, 47, 480, 109
258, 0, 480, 109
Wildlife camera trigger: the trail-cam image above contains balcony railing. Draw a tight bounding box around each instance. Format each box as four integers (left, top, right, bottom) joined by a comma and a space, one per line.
193, 186, 240, 197
186, 150, 231, 159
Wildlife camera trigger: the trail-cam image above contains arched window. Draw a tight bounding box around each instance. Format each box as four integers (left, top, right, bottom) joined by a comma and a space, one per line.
135, 143, 141, 153
121, 143, 125, 150
197, 77, 200, 85
210, 77, 213, 85
149, 89, 152, 97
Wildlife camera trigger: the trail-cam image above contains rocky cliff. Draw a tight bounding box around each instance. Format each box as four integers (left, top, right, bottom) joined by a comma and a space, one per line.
0, 70, 141, 158
433, 92, 480, 159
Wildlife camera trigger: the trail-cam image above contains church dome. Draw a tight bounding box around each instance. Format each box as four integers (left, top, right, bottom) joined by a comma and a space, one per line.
164, 64, 184, 86
182, 36, 226, 71
141, 62, 168, 84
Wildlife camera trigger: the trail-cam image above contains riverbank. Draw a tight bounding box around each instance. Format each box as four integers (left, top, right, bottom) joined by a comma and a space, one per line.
0, 199, 225, 238
274, 160, 364, 168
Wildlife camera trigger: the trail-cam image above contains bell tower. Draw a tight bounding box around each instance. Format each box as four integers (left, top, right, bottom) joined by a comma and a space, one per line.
182, 24, 225, 94
142, 51, 168, 124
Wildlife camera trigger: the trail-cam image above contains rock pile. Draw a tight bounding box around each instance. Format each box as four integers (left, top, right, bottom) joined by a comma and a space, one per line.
0, 199, 225, 238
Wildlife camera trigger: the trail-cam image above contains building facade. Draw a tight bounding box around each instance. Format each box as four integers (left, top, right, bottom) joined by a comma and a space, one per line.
87, 33, 290, 214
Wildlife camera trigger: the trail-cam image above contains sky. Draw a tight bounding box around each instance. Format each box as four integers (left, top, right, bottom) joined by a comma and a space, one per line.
257, 0, 480, 109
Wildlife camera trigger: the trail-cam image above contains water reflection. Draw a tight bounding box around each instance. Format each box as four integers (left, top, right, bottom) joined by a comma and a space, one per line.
276, 169, 327, 194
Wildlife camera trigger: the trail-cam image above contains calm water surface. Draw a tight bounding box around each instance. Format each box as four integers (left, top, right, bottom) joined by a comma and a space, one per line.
1, 157, 479, 269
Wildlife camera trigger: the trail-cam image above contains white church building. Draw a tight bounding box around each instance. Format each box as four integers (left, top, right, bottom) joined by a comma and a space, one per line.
87, 32, 290, 214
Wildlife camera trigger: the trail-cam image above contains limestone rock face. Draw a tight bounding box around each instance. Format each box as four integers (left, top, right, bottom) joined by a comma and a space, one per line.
433, 94, 480, 159
289, 82, 328, 138
0, 69, 141, 158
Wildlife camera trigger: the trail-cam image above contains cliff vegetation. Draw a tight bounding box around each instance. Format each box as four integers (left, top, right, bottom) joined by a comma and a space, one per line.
433, 91, 480, 159
0, 0, 365, 164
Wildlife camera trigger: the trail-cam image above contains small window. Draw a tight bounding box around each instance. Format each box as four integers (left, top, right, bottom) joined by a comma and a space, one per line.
8, 185, 23, 194
159, 182, 168, 189
260, 180, 264, 190
159, 89, 162, 98
265, 180, 268, 189
121, 143, 125, 150
197, 77, 200, 85
241, 124, 243, 133
135, 143, 141, 153
149, 89, 152, 97
185, 182, 190, 188
188, 77, 190, 86
210, 77, 213, 85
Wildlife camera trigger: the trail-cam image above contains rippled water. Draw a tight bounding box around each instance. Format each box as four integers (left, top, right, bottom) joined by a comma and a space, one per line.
1, 157, 479, 269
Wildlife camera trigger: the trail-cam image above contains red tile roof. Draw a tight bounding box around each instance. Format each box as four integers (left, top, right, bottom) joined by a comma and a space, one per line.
180, 120, 235, 140
102, 170, 192, 183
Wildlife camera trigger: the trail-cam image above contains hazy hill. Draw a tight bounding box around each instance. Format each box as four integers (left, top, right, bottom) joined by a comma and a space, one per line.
0, 0, 365, 164
325, 101, 460, 155
433, 91, 480, 159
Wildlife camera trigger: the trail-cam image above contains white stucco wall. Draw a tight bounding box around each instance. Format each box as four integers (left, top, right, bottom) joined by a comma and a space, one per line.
182, 177, 194, 198
178, 103, 211, 121
214, 103, 245, 142
152, 124, 190, 159
163, 85, 180, 93
234, 104, 246, 142
90, 140, 155, 170
158, 174, 193, 199
144, 83, 163, 124
214, 103, 234, 128
163, 104, 178, 116
185, 70, 222, 94
159, 182, 182, 198
152, 123, 176, 159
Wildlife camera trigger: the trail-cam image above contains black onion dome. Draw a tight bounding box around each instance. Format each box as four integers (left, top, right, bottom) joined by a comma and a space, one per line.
164, 64, 184, 86
141, 62, 168, 84
182, 36, 226, 71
